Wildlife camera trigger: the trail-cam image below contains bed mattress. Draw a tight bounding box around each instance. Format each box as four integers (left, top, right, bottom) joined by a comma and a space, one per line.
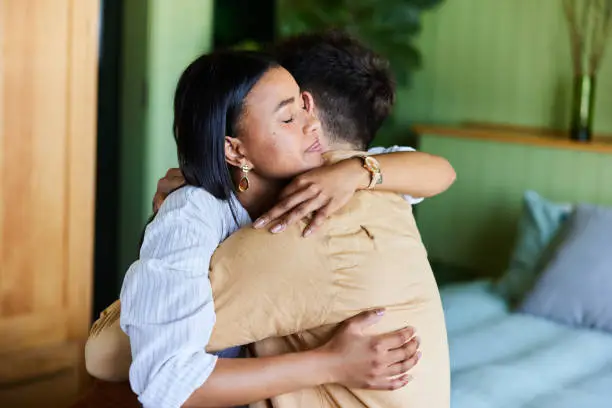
440, 281, 612, 408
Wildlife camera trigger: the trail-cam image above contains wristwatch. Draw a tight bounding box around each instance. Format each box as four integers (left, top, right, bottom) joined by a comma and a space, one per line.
358, 155, 383, 189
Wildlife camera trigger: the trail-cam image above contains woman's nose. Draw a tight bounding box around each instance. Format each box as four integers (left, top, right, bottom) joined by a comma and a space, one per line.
303, 111, 321, 136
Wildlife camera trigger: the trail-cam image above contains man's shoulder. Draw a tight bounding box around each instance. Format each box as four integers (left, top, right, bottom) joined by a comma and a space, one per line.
214, 192, 411, 252
339, 189, 413, 216
212, 222, 309, 262
209, 221, 329, 283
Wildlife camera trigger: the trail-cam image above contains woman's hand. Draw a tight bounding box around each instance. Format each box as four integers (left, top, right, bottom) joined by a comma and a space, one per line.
318, 309, 420, 390
152, 168, 185, 213
254, 158, 367, 236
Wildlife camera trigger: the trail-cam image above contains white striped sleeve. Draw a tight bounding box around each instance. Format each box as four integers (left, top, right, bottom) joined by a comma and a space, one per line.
368, 145, 425, 205
120, 187, 223, 408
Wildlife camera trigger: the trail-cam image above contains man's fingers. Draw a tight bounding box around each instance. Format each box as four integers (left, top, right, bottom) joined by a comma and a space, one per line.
157, 175, 185, 195
152, 192, 168, 213
165, 167, 182, 178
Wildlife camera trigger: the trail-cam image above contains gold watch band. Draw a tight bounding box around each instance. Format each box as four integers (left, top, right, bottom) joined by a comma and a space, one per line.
360, 155, 382, 189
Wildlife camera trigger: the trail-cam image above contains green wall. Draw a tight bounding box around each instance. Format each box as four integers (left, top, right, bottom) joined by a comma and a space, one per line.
418, 135, 612, 277
403, 0, 612, 277
119, 0, 215, 280
400, 0, 612, 133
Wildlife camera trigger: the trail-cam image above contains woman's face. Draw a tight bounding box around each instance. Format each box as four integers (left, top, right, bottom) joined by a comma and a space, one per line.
229, 67, 324, 180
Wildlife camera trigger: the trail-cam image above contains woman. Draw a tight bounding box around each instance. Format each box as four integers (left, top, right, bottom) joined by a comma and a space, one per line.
118, 50, 449, 408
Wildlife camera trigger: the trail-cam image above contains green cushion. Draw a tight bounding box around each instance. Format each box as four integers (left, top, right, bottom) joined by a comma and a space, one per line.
496, 190, 572, 303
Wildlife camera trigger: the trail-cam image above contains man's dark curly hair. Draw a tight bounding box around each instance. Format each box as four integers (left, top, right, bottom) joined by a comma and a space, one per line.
273, 30, 395, 149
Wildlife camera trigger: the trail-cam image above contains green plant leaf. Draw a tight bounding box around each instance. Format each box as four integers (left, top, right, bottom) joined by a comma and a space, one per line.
277, 0, 445, 88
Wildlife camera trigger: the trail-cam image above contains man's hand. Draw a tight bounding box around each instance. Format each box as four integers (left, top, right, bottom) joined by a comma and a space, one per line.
152, 168, 185, 213
253, 158, 368, 237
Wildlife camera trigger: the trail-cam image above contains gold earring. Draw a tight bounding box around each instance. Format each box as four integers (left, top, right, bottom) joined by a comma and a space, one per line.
238, 164, 251, 192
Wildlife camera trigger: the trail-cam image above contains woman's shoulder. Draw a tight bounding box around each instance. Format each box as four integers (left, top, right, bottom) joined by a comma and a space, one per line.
156, 186, 226, 224
138, 187, 234, 258
162, 185, 220, 209
158, 186, 245, 233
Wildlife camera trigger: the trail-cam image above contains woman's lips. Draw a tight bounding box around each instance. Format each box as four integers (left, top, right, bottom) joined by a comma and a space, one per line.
306, 139, 323, 153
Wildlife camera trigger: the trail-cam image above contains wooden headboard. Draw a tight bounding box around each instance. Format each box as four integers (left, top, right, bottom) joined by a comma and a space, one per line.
414, 124, 612, 278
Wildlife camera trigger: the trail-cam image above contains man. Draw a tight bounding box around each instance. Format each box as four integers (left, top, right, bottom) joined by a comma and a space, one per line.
86, 31, 453, 407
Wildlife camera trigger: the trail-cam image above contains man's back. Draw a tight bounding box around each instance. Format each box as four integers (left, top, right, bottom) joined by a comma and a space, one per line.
209, 182, 450, 407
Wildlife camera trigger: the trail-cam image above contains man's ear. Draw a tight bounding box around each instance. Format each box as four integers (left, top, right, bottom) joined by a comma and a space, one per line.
301, 91, 316, 115
225, 136, 249, 168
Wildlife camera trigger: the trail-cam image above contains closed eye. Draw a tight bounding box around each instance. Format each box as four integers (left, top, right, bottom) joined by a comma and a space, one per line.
282, 116, 294, 124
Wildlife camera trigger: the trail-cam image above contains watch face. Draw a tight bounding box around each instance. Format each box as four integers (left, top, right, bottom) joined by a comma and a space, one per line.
364, 156, 380, 172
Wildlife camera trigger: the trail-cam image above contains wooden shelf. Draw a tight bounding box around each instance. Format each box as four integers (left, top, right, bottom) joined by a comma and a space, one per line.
412, 123, 612, 154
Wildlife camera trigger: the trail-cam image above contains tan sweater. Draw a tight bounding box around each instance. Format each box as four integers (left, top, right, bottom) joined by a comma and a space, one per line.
85, 152, 450, 408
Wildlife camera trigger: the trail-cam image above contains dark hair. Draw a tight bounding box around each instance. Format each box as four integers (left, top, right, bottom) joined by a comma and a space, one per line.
273, 30, 395, 149
173, 50, 278, 200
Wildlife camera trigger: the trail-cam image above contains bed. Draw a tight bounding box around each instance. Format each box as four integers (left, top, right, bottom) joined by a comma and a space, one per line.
441, 280, 612, 408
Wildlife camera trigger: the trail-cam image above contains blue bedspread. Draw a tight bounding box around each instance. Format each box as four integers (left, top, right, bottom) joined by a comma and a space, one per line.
440, 281, 612, 408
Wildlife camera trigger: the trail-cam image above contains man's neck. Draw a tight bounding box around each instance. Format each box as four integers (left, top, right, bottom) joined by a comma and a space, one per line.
326, 140, 359, 151
323, 141, 365, 164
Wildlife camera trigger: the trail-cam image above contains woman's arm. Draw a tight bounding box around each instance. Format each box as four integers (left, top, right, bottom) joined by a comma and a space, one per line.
253, 149, 456, 235
84, 304, 419, 405
121, 187, 227, 408
364, 146, 456, 199
150, 149, 455, 216
184, 310, 419, 408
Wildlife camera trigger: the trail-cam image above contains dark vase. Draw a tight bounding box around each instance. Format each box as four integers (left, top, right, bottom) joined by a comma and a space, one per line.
570, 74, 596, 142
